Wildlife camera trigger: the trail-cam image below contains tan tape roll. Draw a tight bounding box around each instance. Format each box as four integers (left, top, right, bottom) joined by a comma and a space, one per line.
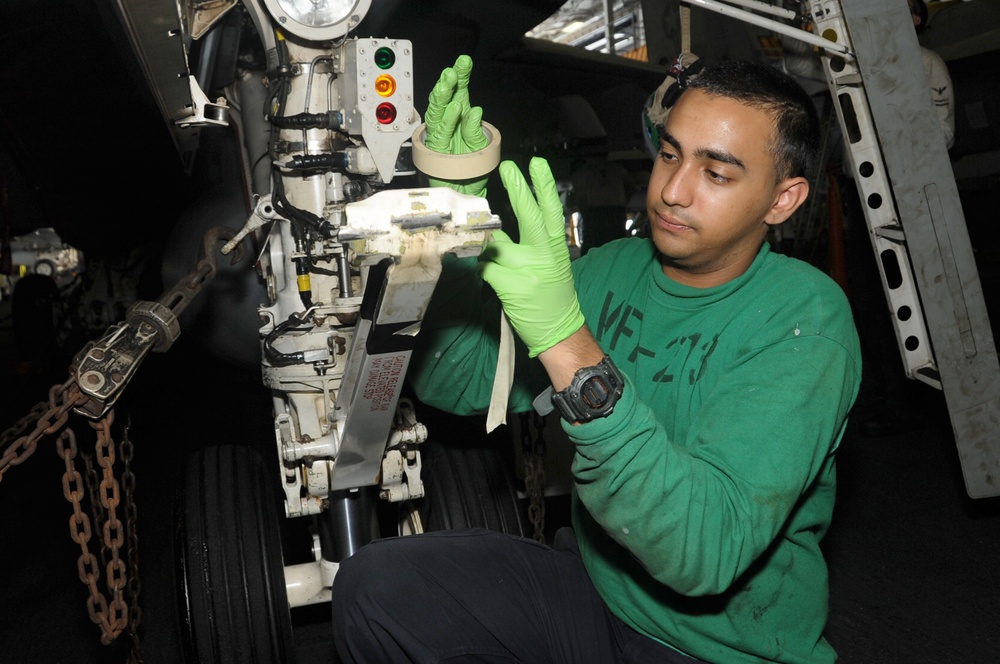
410, 121, 502, 180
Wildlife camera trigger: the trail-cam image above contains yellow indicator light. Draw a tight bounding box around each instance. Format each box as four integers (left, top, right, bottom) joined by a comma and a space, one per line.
375, 74, 396, 97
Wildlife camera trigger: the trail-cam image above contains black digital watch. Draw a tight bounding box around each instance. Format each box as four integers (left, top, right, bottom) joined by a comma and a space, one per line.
550, 356, 624, 423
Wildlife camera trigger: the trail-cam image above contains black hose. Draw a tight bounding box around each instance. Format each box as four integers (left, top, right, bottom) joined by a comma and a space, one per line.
285, 153, 346, 171
269, 111, 342, 130
263, 311, 308, 367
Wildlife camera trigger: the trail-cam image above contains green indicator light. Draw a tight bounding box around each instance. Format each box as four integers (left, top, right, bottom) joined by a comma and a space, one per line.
374, 46, 396, 70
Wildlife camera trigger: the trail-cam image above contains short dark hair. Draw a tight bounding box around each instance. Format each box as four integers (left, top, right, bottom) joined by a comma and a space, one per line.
684, 60, 820, 181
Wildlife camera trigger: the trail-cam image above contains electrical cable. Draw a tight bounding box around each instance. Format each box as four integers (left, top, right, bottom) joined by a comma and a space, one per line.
263, 311, 310, 367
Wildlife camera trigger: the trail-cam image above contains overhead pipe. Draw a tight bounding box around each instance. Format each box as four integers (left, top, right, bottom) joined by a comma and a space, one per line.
682, 0, 853, 56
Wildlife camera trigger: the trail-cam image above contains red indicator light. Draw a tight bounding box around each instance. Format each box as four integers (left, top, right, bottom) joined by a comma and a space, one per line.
376, 102, 397, 124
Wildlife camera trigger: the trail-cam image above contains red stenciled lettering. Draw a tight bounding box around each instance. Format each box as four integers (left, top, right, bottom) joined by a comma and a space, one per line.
361, 355, 406, 411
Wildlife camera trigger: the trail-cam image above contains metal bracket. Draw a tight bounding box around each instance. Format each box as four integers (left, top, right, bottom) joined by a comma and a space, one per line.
176, 75, 230, 128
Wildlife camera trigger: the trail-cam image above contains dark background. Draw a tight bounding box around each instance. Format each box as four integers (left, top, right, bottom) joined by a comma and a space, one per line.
2, 1, 1000, 663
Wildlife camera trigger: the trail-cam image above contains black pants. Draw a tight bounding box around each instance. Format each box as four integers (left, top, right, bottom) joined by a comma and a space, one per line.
331, 527, 705, 664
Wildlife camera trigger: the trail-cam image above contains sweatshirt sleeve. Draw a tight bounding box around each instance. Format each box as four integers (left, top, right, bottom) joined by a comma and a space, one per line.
407, 253, 548, 416
568, 331, 859, 597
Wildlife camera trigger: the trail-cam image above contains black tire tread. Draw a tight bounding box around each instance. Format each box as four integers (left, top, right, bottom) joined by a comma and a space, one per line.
421, 438, 527, 537
178, 445, 295, 664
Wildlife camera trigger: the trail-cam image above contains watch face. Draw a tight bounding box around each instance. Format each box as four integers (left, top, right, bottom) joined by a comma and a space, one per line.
580, 376, 612, 409
551, 357, 623, 423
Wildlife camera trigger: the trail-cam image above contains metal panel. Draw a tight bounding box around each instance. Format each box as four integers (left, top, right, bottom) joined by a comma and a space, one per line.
810, 1, 939, 386
838, 0, 1000, 498
111, 0, 201, 158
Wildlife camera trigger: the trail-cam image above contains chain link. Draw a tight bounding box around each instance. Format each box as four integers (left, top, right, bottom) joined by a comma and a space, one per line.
82, 451, 110, 572
519, 411, 548, 544
94, 413, 129, 642
0, 377, 85, 482
0, 399, 49, 449
0, 387, 144, 651
0, 378, 136, 648
55, 411, 130, 645
120, 422, 145, 664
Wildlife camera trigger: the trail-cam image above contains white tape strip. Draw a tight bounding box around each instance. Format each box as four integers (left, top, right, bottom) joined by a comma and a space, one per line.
486, 310, 515, 433
411, 122, 502, 180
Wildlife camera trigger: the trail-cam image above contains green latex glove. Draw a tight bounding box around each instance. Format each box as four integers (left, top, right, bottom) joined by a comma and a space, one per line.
478, 157, 585, 357
425, 55, 490, 197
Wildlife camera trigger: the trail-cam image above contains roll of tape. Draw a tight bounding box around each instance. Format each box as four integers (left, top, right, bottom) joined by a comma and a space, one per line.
411, 121, 502, 180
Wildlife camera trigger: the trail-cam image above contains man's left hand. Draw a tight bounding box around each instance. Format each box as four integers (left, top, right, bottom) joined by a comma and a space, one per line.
479, 157, 585, 357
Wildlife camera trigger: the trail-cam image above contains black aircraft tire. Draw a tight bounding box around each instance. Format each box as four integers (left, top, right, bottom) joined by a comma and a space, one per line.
419, 438, 528, 537
177, 445, 295, 664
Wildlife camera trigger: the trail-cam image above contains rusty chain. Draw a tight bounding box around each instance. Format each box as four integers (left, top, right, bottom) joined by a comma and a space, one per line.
519, 410, 548, 544
0, 377, 86, 482
82, 451, 109, 573
0, 398, 49, 450
120, 422, 145, 664
55, 411, 129, 645
0, 355, 130, 647
0, 378, 144, 651
0, 225, 241, 652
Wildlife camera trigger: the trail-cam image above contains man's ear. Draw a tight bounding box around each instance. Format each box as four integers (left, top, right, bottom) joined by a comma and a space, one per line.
765, 176, 810, 227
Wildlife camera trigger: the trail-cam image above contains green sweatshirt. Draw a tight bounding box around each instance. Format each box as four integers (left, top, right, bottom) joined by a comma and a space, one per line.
409, 238, 862, 663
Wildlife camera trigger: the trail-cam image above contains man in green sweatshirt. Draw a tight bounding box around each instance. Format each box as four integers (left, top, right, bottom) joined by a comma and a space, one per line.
332, 57, 861, 664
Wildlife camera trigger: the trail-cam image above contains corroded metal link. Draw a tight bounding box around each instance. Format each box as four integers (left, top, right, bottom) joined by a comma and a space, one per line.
56, 412, 129, 645
87, 593, 110, 626
101, 478, 122, 510
1, 378, 84, 481
69, 510, 92, 544
121, 427, 145, 663
108, 597, 128, 640
82, 452, 110, 572
43, 409, 72, 435
93, 411, 129, 643
62, 466, 85, 503
518, 411, 549, 544
104, 515, 125, 548
0, 400, 48, 449
78, 551, 99, 584
108, 555, 127, 591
